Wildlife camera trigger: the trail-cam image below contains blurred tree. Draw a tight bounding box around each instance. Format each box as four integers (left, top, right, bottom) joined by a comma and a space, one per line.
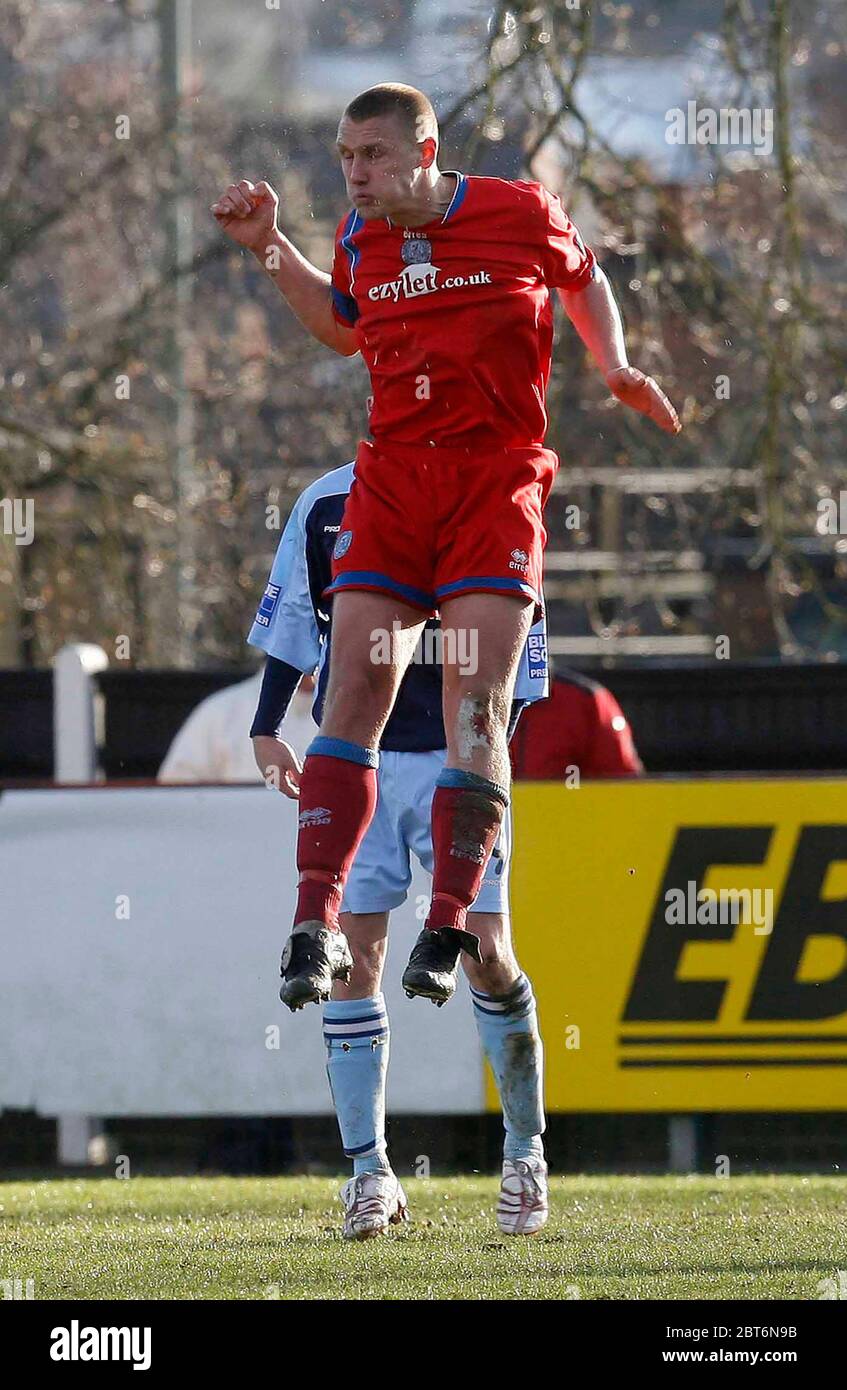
0, 0, 368, 667
1, 0, 845, 668
439, 0, 847, 660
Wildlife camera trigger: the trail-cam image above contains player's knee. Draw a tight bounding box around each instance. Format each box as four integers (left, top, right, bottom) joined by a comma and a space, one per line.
463, 942, 519, 996
333, 936, 385, 996
352, 934, 385, 970
323, 663, 395, 732
335, 658, 395, 703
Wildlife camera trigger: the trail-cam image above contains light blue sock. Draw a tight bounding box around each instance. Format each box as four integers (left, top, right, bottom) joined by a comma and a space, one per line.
470, 972, 546, 1163
323, 994, 390, 1176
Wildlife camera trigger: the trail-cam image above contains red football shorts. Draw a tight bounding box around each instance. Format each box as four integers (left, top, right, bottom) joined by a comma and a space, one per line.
324, 437, 559, 616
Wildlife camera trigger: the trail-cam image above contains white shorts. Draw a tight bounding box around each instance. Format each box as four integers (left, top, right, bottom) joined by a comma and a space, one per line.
340, 748, 512, 917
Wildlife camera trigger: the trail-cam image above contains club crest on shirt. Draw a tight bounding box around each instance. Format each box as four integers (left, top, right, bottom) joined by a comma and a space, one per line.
333, 529, 353, 559
401, 237, 433, 265
397, 237, 439, 296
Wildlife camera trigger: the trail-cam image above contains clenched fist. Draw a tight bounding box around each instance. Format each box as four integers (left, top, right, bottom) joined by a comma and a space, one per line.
606, 366, 681, 435
210, 179, 280, 255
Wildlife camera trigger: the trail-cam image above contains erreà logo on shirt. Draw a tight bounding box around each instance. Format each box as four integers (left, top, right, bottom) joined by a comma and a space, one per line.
368, 264, 492, 303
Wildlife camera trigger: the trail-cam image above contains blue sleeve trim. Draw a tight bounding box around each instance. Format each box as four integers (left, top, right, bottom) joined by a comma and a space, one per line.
331, 285, 359, 325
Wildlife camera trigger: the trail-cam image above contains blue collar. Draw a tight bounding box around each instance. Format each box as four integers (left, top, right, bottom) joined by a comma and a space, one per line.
384, 171, 467, 230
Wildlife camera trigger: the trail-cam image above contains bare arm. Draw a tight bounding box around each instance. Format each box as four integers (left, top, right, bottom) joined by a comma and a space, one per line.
211, 179, 359, 358
558, 269, 681, 434
256, 226, 359, 357
558, 268, 629, 375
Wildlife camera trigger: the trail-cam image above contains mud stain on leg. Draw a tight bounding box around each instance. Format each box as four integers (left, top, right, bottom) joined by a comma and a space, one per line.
500, 1030, 544, 1136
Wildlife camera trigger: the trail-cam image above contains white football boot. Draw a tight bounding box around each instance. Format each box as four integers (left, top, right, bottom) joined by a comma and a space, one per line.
496, 1156, 549, 1235
340, 1170, 409, 1241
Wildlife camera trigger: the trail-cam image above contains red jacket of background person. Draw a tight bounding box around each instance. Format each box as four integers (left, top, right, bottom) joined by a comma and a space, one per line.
510, 671, 643, 780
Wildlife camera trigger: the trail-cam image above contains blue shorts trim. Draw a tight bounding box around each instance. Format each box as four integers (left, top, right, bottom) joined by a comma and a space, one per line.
436, 576, 538, 603
324, 571, 435, 612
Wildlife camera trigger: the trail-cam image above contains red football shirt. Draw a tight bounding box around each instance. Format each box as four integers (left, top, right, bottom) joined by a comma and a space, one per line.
330, 173, 596, 448
509, 674, 644, 780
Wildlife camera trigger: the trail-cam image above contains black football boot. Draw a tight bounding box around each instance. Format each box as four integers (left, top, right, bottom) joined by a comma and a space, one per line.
279, 921, 354, 1011
401, 926, 483, 1006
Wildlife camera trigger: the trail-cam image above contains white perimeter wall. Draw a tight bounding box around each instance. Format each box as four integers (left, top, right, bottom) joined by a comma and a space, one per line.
0, 787, 484, 1116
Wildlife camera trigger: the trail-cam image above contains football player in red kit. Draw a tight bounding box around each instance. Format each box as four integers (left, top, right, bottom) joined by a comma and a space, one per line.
212, 82, 680, 1020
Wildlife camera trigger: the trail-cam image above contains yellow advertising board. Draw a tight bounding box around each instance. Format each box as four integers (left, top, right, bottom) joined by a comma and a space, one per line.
504, 778, 847, 1111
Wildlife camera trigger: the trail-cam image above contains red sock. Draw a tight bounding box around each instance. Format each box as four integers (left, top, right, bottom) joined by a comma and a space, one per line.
426, 783, 505, 931
294, 753, 378, 930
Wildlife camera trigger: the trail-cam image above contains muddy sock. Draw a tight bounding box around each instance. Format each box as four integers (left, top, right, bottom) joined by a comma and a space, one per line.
470, 973, 545, 1162
426, 769, 508, 931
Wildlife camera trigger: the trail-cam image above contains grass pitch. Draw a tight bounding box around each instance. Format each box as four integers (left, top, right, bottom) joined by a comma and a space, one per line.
1, 1173, 845, 1301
